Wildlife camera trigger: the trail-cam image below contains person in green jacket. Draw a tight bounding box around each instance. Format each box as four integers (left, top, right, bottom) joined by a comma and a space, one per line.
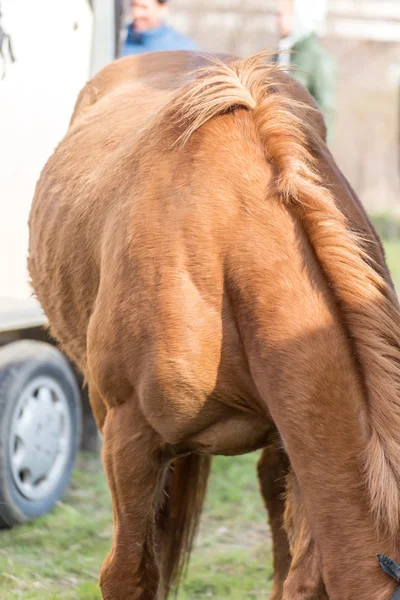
277, 0, 336, 141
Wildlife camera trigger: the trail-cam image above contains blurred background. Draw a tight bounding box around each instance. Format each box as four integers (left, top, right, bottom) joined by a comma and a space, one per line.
165, 0, 400, 221
0, 1, 399, 599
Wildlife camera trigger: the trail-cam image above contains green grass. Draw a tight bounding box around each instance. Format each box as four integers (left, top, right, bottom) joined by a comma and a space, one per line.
0, 453, 272, 599
0, 455, 112, 599
178, 454, 272, 600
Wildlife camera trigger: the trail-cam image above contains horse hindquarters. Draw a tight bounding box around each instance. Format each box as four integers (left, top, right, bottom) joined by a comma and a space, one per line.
226, 226, 396, 600
236, 294, 395, 598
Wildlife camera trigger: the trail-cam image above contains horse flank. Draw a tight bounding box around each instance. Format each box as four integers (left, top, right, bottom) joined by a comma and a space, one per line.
161, 52, 400, 537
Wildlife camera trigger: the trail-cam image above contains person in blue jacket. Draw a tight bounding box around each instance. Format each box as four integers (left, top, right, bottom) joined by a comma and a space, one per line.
122, 0, 198, 56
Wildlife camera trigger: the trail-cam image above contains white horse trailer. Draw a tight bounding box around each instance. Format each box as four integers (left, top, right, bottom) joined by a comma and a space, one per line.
0, 0, 116, 526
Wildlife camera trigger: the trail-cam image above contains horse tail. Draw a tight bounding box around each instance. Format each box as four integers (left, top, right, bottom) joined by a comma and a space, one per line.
164, 52, 400, 537
157, 454, 211, 598
249, 69, 400, 539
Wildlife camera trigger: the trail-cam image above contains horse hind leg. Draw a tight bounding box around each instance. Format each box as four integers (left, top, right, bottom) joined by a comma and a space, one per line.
258, 443, 328, 600
100, 399, 169, 600
283, 472, 328, 600
87, 380, 107, 432
235, 269, 396, 597
257, 441, 291, 600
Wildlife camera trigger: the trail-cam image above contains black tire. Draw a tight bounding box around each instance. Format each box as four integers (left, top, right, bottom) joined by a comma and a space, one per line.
0, 340, 82, 527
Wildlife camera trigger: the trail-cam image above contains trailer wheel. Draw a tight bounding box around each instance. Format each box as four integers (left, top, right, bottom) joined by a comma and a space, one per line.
0, 340, 81, 527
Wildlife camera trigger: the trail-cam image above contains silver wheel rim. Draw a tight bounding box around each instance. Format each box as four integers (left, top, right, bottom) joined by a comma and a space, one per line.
9, 376, 73, 501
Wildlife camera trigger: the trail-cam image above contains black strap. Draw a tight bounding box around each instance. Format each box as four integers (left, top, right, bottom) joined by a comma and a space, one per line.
377, 554, 400, 599
378, 554, 400, 582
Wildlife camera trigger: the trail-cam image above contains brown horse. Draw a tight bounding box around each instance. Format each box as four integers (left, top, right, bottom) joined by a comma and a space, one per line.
29, 51, 400, 600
